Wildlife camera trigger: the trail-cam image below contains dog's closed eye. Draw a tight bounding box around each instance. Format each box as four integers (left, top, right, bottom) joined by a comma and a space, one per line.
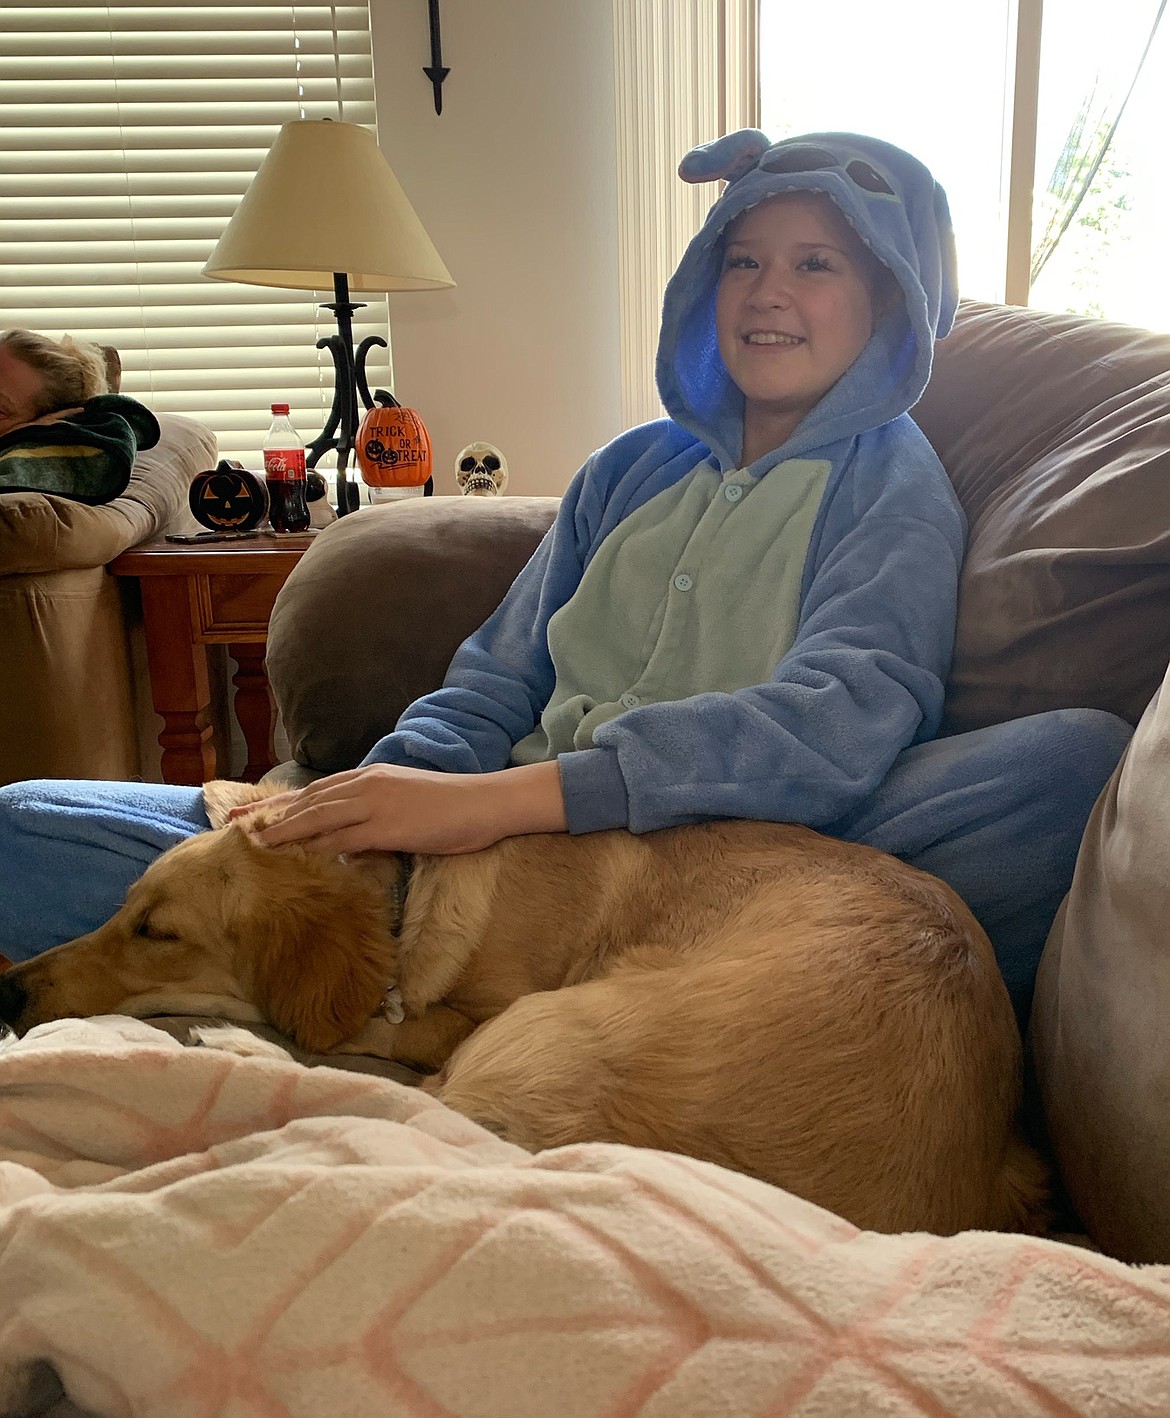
133, 915, 181, 945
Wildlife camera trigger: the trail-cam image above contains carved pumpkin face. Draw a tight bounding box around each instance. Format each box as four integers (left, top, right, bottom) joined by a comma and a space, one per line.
188, 463, 269, 531
356, 403, 433, 488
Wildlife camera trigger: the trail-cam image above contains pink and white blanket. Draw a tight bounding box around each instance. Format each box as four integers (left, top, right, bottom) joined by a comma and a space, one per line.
1, 1017, 1168, 1418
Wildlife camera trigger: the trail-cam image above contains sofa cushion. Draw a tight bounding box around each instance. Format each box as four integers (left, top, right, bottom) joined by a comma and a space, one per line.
0, 412, 217, 576
1030, 667, 1170, 1262
268, 497, 560, 774
914, 301, 1170, 732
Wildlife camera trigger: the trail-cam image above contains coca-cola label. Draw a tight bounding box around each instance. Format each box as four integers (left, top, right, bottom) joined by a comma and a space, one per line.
264, 448, 306, 481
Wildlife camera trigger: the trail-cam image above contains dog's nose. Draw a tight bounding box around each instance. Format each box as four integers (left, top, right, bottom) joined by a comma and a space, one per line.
0, 972, 28, 1026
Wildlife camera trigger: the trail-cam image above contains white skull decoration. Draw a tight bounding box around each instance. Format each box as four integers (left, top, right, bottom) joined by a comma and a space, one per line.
455, 442, 508, 496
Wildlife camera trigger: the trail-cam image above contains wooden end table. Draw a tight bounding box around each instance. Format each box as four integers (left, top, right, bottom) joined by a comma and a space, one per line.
110, 533, 314, 785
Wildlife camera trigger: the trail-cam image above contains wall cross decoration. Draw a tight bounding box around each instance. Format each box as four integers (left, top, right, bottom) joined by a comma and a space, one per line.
423, 0, 450, 115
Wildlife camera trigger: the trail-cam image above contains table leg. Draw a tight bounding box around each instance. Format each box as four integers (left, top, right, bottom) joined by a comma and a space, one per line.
139, 578, 217, 785
230, 642, 276, 783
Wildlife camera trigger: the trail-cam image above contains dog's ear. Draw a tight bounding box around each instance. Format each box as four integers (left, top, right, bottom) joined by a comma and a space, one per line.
245, 860, 392, 1053
203, 779, 284, 830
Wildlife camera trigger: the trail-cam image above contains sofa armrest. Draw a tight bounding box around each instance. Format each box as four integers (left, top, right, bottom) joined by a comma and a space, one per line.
267, 496, 560, 774
1031, 667, 1170, 1262
0, 412, 217, 576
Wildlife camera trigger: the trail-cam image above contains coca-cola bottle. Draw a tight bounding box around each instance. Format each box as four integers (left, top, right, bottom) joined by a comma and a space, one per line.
262, 403, 310, 533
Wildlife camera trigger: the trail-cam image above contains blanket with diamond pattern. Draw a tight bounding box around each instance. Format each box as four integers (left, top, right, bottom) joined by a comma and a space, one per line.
1, 1016, 1168, 1418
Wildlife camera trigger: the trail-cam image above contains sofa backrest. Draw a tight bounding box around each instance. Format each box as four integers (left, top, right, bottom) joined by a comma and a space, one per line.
269, 301, 1170, 774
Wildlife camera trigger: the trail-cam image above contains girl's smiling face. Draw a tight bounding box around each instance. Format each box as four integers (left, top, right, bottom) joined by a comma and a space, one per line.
716, 191, 885, 464
0, 344, 50, 437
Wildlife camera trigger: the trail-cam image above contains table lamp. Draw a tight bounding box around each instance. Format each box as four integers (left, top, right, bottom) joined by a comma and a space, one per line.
203, 118, 454, 514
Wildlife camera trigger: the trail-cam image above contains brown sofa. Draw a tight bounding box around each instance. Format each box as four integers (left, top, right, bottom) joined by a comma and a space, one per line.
265, 299, 1170, 1260
1, 413, 217, 786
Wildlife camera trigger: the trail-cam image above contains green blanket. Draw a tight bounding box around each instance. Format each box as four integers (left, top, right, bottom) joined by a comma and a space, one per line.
0, 394, 161, 504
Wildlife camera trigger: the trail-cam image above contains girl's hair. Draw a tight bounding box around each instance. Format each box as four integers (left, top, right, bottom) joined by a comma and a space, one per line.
0, 329, 110, 415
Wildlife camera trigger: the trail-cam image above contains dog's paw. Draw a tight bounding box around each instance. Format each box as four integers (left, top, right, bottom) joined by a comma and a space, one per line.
188, 1023, 293, 1060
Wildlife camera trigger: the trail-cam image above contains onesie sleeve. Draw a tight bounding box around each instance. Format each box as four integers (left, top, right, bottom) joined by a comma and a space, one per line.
359, 459, 598, 774
561, 467, 965, 834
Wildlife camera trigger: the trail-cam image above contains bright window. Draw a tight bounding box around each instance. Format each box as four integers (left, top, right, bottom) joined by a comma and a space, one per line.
1030, 0, 1170, 327
760, 0, 1013, 305
759, 0, 1169, 328
0, 1, 390, 464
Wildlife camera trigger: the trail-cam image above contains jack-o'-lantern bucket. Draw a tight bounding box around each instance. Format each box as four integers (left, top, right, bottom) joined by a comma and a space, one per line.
356, 393, 433, 496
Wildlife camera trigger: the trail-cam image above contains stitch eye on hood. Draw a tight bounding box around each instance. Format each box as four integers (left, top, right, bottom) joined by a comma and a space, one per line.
657, 130, 959, 472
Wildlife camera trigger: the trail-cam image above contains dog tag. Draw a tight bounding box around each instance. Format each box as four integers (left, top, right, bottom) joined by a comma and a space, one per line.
379, 986, 406, 1025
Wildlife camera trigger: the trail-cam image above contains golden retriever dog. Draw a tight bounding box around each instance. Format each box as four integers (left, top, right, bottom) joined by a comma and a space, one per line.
0, 780, 1048, 1235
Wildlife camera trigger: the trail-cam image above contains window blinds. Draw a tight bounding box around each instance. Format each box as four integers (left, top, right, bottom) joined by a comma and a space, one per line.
0, 1, 391, 465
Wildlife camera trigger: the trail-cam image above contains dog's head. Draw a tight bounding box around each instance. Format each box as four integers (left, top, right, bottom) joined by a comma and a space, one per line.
0, 781, 404, 1052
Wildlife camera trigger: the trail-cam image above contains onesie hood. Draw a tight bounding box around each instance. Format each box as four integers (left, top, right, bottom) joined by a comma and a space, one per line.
656, 130, 959, 471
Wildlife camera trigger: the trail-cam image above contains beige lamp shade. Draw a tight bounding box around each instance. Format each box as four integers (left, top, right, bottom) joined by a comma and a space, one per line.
203, 119, 454, 293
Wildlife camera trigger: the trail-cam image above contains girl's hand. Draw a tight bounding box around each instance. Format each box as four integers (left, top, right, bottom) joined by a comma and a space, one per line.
228, 760, 567, 857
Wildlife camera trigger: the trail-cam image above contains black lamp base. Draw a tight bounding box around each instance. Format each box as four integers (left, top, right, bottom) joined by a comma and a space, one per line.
305, 272, 386, 515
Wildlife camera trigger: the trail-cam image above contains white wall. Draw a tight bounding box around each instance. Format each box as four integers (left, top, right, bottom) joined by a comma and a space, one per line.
370, 0, 624, 497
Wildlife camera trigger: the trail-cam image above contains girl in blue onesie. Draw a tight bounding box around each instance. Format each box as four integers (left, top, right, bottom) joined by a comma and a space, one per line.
0, 131, 1132, 1026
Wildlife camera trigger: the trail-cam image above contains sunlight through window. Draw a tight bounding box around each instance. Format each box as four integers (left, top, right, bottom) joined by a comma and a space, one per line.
759, 0, 1013, 303
759, 0, 1169, 328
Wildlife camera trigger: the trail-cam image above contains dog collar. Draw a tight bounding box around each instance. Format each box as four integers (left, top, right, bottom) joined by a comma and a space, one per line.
375, 852, 413, 1026
387, 851, 413, 936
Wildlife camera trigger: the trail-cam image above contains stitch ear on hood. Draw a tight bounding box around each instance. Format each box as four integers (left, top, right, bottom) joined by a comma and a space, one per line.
679, 128, 770, 186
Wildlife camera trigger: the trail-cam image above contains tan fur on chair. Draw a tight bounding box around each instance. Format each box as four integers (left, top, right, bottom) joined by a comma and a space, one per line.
0, 780, 1049, 1236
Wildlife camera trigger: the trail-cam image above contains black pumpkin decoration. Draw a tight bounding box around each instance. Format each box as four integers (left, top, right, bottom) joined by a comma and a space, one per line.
189, 460, 269, 532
